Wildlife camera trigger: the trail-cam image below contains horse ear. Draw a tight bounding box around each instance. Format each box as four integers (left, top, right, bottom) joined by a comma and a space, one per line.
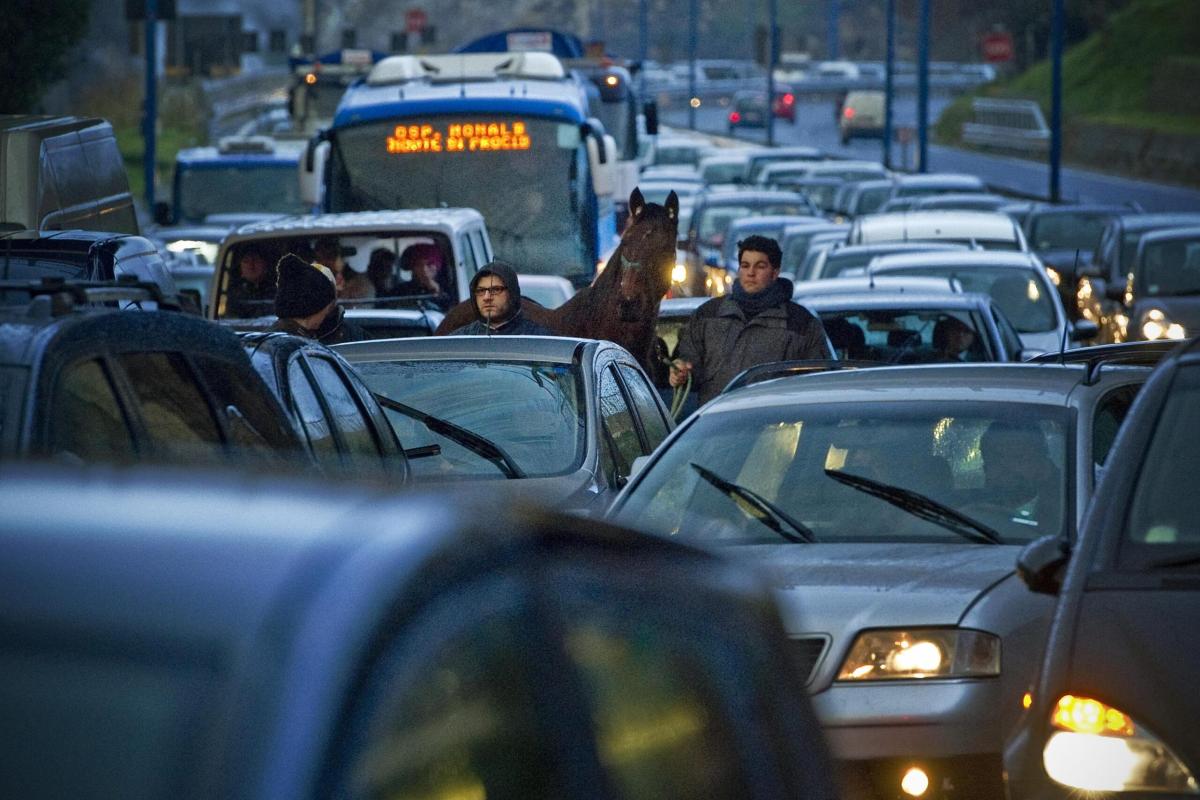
630, 187, 645, 218
665, 190, 679, 221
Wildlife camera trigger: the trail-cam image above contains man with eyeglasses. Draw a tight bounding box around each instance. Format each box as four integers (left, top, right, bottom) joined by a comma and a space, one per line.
450, 260, 554, 336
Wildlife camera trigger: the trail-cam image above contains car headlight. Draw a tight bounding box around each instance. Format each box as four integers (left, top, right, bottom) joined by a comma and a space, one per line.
836, 629, 1000, 681
1043, 695, 1198, 793
1045, 266, 1062, 287
671, 263, 688, 284
1140, 308, 1187, 340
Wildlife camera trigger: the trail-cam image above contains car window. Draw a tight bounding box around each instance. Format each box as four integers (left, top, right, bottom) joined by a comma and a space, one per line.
600, 366, 642, 478
325, 586, 563, 800
458, 233, 477, 274
554, 579, 754, 798
1124, 366, 1200, 547
306, 356, 384, 472
818, 309, 992, 364
471, 229, 491, 266
991, 306, 1025, 358
617, 363, 670, 451
117, 353, 224, 463
47, 359, 137, 463
286, 358, 340, 466
1092, 384, 1141, 476
191, 356, 300, 468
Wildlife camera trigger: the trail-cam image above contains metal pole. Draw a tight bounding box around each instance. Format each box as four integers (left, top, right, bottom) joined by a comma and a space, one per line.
302, 0, 316, 53
917, 0, 930, 172
688, 0, 698, 130
143, 0, 157, 209
638, 0, 648, 94
828, 0, 840, 60
883, 0, 895, 168
1050, 0, 1064, 202
766, 0, 778, 146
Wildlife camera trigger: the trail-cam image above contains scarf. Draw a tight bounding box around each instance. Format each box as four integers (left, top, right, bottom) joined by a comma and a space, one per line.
732, 276, 794, 318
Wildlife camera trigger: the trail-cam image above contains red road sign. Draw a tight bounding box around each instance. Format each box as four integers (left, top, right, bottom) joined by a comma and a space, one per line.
405, 8, 427, 33
982, 31, 1014, 63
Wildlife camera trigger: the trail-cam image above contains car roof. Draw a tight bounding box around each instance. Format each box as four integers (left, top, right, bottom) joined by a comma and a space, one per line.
894, 172, 986, 188
333, 334, 592, 364
798, 290, 991, 312
226, 209, 486, 240
1026, 203, 1133, 217
705, 362, 1124, 413
855, 211, 1021, 241
869, 250, 1039, 271
748, 146, 824, 159
1114, 213, 1200, 233
698, 152, 755, 166
827, 241, 968, 257
1138, 225, 1200, 244
695, 190, 808, 206
727, 214, 821, 230
794, 275, 958, 296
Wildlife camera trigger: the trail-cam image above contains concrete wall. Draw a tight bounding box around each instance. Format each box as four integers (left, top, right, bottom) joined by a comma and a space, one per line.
1067, 119, 1200, 188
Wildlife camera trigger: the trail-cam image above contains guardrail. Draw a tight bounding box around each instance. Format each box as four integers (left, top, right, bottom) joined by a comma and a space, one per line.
961, 98, 1050, 154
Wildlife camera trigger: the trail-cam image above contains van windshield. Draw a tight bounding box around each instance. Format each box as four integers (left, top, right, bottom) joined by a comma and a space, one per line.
177, 165, 307, 223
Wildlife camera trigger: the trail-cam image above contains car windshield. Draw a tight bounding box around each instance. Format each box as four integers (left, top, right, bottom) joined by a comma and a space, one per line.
617, 401, 1069, 545
797, 183, 839, 211
855, 185, 893, 214
819, 308, 995, 362
885, 266, 1058, 332
783, 230, 836, 271
696, 203, 809, 245
1028, 211, 1113, 252
354, 359, 585, 479
177, 165, 307, 223
701, 162, 746, 185
639, 185, 698, 206
1138, 238, 1200, 297
655, 145, 703, 166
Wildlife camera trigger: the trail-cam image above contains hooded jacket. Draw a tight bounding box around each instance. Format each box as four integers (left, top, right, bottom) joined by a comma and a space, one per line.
450, 261, 554, 336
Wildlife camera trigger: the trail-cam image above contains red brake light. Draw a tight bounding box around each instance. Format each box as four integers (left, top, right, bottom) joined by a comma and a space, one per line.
784, 93, 795, 104
729, 111, 741, 123
843, 106, 856, 119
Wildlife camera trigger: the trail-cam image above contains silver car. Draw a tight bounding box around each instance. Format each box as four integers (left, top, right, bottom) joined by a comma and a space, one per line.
336, 335, 672, 515
610, 359, 1153, 800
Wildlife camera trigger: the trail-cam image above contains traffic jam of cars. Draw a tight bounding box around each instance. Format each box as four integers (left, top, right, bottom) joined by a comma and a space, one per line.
3, 20, 1199, 800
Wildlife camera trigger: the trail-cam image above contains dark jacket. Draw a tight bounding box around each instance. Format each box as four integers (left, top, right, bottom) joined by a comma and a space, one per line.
677, 286, 830, 405
226, 277, 276, 318
271, 307, 367, 345
449, 260, 554, 336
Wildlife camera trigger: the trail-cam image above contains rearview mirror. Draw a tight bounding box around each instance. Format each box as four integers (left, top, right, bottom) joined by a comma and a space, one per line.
300, 135, 330, 206
1016, 534, 1070, 595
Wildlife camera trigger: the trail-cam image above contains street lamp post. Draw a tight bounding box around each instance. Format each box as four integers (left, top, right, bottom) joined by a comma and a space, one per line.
1050, 0, 1064, 202
688, 0, 698, 130
883, 0, 895, 168
766, 0, 778, 146
638, 0, 648, 94
142, 0, 157, 208
828, 0, 841, 60
917, 0, 930, 172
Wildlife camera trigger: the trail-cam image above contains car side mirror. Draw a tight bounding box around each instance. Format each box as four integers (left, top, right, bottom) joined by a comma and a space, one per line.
153, 201, 172, 226
1016, 534, 1070, 595
1104, 282, 1126, 303
1070, 319, 1099, 341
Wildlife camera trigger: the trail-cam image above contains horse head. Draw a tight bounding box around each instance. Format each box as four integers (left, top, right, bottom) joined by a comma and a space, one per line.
610, 187, 679, 324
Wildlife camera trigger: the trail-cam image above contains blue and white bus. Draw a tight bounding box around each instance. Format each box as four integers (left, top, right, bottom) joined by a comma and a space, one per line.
304, 51, 620, 287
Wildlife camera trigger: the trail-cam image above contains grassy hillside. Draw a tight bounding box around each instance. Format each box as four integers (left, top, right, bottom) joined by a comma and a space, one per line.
937, 0, 1200, 142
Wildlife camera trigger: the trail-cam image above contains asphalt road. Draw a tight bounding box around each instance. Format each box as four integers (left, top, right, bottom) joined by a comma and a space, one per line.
662, 97, 1200, 212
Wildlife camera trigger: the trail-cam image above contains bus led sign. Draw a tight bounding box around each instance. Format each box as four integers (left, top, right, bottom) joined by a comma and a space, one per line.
386, 121, 532, 154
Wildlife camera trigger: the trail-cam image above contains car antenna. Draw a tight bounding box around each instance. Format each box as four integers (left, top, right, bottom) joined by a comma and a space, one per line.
1058, 248, 1081, 366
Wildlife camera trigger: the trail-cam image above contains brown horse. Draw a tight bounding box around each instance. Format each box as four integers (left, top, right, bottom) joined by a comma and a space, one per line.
436, 187, 680, 377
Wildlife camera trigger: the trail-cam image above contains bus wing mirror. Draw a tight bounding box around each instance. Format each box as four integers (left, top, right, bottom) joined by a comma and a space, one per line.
300, 138, 330, 206
643, 101, 659, 135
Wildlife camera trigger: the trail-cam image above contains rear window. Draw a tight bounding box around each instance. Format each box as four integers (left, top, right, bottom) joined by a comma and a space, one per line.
819, 308, 994, 363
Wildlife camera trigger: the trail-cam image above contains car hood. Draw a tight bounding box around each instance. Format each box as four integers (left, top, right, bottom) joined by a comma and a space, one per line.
735, 542, 1021, 633
415, 468, 610, 516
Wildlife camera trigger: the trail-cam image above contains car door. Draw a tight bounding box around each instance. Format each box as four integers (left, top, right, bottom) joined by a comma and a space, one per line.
597, 362, 648, 490
613, 361, 672, 453
300, 352, 393, 481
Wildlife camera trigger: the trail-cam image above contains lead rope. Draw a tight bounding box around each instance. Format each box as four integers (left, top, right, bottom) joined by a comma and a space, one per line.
669, 374, 692, 420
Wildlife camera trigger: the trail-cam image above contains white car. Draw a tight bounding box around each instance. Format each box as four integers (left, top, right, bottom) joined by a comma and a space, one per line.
518, 274, 576, 309
849, 211, 1030, 253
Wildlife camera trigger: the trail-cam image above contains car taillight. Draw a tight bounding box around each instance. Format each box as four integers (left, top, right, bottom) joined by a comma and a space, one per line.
843, 106, 856, 119
729, 111, 741, 123
783, 93, 795, 104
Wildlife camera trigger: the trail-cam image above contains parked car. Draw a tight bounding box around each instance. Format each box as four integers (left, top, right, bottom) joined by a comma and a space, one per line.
611, 355, 1156, 800
867, 250, 1089, 354
0, 284, 304, 470
838, 90, 885, 144
0, 466, 840, 800
848, 211, 1030, 252
241, 332, 411, 485
1004, 336, 1200, 798
210, 209, 494, 322
335, 336, 673, 515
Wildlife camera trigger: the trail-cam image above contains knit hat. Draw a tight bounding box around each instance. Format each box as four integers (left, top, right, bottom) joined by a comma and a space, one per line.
274, 253, 336, 318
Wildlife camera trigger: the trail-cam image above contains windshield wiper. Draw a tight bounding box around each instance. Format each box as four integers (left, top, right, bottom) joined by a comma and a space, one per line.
824, 469, 1004, 545
690, 463, 816, 543
374, 393, 525, 479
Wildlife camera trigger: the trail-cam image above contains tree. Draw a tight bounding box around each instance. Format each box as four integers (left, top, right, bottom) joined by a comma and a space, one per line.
0, 0, 91, 113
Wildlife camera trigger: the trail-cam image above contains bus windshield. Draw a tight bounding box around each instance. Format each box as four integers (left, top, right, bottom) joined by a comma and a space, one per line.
328, 115, 592, 282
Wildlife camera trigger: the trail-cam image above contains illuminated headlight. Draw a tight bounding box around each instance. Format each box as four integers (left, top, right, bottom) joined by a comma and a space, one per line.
165, 239, 219, 264
837, 629, 999, 681
671, 263, 688, 284
1045, 266, 1062, 287
1043, 695, 1198, 793
1140, 308, 1186, 340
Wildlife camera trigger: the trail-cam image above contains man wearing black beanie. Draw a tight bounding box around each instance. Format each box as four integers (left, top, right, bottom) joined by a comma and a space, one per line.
671, 234, 831, 405
270, 253, 366, 344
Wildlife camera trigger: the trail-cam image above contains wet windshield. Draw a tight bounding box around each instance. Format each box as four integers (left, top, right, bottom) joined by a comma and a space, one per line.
177, 165, 307, 222
329, 116, 590, 282
354, 360, 585, 479
1138, 237, 1200, 296
617, 402, 1069, 544
884, 266, 1058, 332
1029, 212, 1113, 252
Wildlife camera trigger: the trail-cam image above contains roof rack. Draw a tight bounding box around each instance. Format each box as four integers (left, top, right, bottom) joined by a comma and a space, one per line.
721, 359, 885, 394
0, 276, 183, 316
1027, 340, 1179, 384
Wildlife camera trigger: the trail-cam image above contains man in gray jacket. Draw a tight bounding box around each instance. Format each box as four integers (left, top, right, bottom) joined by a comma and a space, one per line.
671, 235, 830, 405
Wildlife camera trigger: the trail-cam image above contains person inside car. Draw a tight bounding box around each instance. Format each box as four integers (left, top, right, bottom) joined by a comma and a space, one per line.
670, 234, 830, 405
271, 253, 367, 345
226, 245, 276, 318
393, 243, 454, 311
315, 236, 374, 301
450, 260, 553, 336
974, 421, 1063, 532
366, 248, 399, 297
932, 317, 978, 362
